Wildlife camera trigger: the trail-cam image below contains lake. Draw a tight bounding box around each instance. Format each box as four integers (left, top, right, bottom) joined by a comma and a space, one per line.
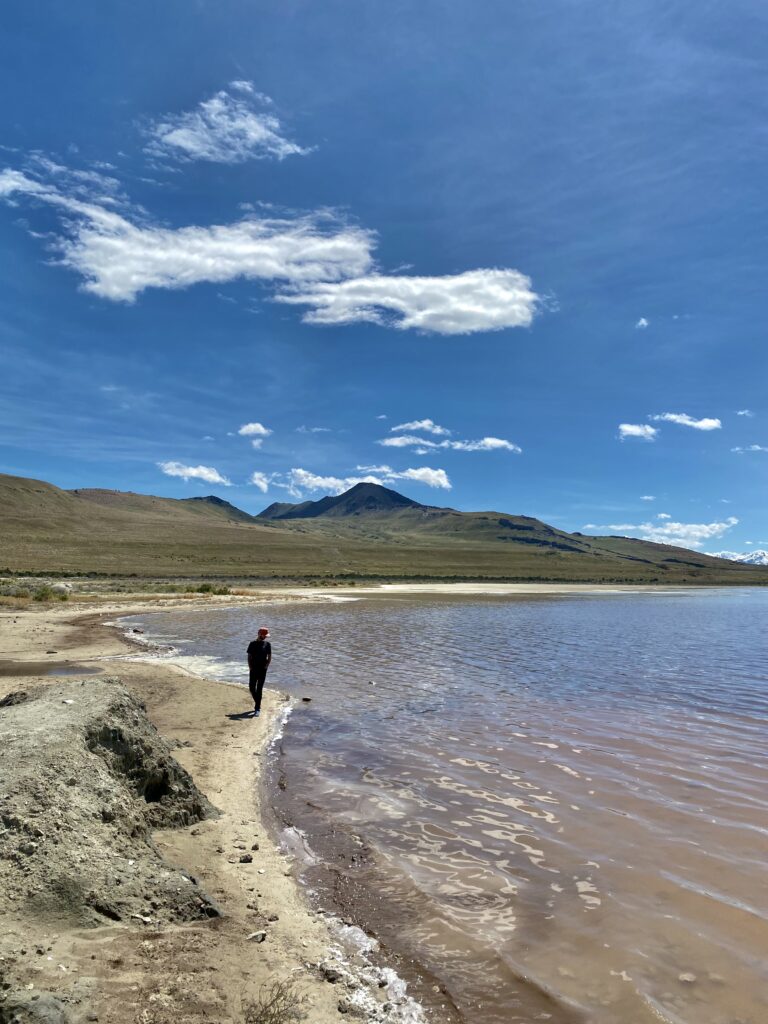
124, 587, 768, 1024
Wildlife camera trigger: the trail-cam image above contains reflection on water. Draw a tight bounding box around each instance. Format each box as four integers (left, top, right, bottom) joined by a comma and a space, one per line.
126, 589, 768, 1024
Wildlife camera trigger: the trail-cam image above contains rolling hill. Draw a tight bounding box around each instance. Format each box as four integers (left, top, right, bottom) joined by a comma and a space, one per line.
0, 473, 766, 583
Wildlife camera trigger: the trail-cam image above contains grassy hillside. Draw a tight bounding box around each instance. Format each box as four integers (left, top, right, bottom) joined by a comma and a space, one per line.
1, 473, 766, 583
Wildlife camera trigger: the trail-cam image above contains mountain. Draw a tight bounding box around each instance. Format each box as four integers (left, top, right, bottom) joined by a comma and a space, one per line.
1, 472, 767, 583
258, 482, 433, 520
710, 549, 768, 566
70, 488, 258, 524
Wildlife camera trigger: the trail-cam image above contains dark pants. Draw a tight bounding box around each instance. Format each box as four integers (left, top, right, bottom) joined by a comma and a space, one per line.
249, 666, 268, 711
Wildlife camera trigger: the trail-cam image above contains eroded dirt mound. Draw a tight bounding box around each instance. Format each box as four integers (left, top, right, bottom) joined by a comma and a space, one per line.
0, 678, 218, 927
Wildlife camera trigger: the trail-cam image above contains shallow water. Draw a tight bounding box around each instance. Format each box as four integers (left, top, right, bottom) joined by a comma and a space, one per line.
125, 589, 768, 1023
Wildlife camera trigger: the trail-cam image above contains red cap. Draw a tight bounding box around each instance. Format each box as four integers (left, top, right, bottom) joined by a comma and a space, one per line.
258, 627, 270, 637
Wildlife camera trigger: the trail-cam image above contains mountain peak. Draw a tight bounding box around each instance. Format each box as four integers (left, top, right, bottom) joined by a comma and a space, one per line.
258, 481, 437, 521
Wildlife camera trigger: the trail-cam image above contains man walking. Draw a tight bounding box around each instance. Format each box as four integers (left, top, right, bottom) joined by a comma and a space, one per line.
247, 626, 272, 717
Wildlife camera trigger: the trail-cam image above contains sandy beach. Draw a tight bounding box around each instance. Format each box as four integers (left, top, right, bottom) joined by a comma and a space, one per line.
0, 594, 438, 1024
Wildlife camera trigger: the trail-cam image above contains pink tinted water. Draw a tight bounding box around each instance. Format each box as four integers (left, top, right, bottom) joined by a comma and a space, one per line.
129, 590, 768, 1023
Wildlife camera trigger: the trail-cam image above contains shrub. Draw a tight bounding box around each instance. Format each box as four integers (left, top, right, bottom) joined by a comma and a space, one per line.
186, 583, 231, 595
243, 979, 308, 1024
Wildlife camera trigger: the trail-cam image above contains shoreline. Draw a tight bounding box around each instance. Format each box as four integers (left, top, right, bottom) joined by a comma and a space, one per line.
1, 582, 755, 1023
0, 594, 438, 1024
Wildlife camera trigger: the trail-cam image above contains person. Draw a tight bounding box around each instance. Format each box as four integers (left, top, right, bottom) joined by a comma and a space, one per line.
247, 627, 272, 717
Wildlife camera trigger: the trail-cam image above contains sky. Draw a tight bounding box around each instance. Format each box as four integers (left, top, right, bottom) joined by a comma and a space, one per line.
1, 0, 766, 554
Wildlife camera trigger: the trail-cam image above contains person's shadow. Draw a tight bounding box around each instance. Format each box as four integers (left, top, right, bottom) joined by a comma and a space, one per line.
226, 710, 256, 720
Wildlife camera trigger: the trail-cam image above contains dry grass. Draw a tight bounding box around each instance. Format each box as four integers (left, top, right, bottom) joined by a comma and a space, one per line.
1, 471, 767, 585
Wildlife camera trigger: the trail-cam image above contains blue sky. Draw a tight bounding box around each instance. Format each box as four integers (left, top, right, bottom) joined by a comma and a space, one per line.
1, 0, 766, 553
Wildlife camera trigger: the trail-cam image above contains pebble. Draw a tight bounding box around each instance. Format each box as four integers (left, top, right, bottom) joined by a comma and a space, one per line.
239, 854, 253, 864
247, 931, 267, 943
678, 973, 697, 984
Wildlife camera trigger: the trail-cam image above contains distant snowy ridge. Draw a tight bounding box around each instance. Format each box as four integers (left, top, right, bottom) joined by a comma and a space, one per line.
710, 549, 768, 565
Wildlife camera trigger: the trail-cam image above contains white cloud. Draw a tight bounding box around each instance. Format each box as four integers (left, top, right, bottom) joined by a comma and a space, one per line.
250, 439, 264, 450
144, 84, 310, 164
395, 467, 450, 489
275, 464, 452, 498
296, 425, 331, 434
0, 168, 374, 302
238, 422, 272, 437
378, 434, 521, 453
379, 435, 437, 449
736, 409, 754, 417
249, 471, 270, 493
635, 317, 649, 329
640, 495, 656, 501
1, 163, 540, 337
583, 516, 738, 550
376, 414, 388, 420
732, 444, 768, 453
283, 469, 350, 495
651, 413, 721, 431
448, 437, 521, 452
392, 418, 451, 436
618, 423, 658, 441
158, 461, 231, 485
276, 268, 540, 335
656, 512, 672, 519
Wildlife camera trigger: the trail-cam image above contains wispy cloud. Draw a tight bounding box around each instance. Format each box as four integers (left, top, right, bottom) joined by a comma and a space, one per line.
144, 83, 310, 164
296, 425, 331, 434
378, 434, 521, 453
0, 168, 374, 302
276, 268, 540, 335
1, 162, 540, 336
635, 317, 649, 329
158, 461, 231, 485
583, 516, 738, 550
449, 437, 521, 452
618, 423, 658, 441
640, 495, 656, 501
731, 444, 768, 453
736, 409, 754, 417
651, 412, 721, 431
656, 512, 672, 519
249, 471, 271, 493
379, 435, 436, 449
392, 418, 451, 436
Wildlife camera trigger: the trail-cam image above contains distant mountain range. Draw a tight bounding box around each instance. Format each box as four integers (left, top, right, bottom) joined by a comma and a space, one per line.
709, 549, 768, 566
1, 473, 767, 583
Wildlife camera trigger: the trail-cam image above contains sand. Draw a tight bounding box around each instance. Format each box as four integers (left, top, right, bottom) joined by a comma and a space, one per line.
0, 596, 427, 1024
